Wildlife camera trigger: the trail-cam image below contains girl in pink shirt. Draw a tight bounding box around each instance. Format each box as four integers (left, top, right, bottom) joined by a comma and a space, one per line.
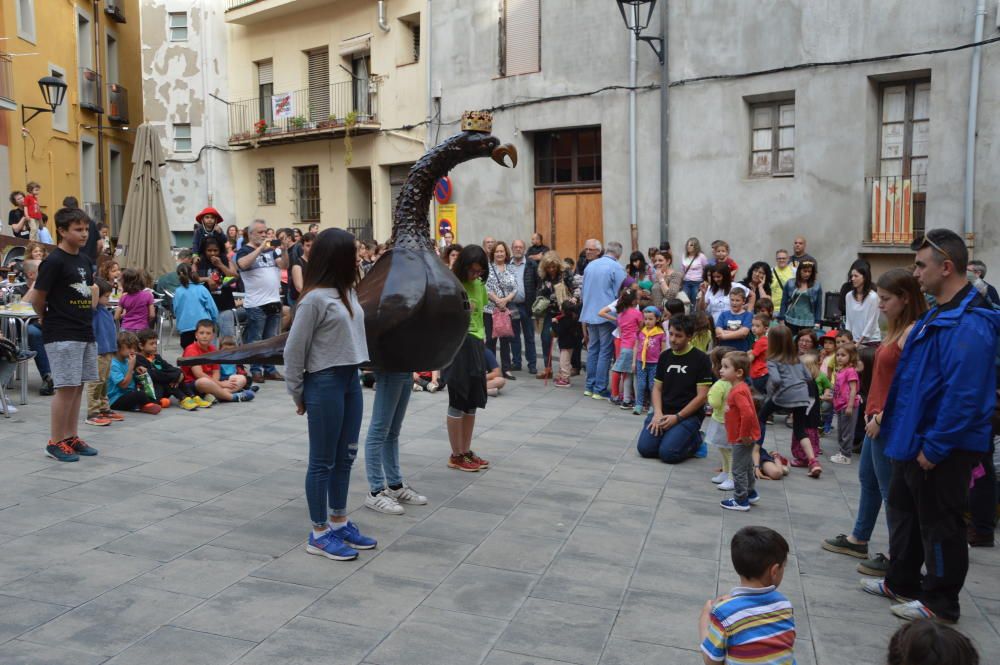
116, 268, 155, 332
610, 289, 643, 410
831, 342, 861, 465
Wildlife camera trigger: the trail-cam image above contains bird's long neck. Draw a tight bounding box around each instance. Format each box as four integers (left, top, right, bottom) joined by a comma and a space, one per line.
390, 133, 481, 251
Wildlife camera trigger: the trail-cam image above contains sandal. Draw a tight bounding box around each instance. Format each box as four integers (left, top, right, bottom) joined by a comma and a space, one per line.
808, 460, 823, 478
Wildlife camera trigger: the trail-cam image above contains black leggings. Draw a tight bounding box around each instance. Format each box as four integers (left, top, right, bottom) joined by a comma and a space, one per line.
153, 381, 195, 401
757, 400, 807, 445
111, 390, 155, 412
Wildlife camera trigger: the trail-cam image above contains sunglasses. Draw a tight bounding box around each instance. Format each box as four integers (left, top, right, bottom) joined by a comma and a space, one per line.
912, 234, 955, 266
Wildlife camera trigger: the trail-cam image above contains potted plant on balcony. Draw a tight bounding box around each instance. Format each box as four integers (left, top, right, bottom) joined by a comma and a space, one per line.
317, 114, 339, 130
254, 120, 268, 137
290, 115, 307, 130
344, 110, 358, 165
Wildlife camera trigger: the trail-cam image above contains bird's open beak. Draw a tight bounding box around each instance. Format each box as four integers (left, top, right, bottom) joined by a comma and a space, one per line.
491, 143, 518, 168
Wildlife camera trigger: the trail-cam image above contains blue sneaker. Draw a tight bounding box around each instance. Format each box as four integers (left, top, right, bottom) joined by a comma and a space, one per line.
334, 520, 377, 550
233, 390, 255, 402
694, 440, 709, 458
721, 498, 750, 512
70, 436, 99, 456
305, 530, 358, 561
46, 439, 79, 462
748, 490, 761, 505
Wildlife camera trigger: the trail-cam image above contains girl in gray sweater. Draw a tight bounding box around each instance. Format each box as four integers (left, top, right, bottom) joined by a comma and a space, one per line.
755, 325, 822, 478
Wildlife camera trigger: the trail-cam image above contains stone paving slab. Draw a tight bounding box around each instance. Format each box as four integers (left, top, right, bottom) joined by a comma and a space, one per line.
0, 338, 997, 664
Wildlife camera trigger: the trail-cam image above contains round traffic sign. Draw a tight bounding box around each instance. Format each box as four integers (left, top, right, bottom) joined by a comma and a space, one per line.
434, 177, 452, 204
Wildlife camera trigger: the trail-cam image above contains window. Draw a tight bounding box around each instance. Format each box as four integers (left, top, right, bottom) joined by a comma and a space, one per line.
257, 59, 273, 126
106, 32, 119, 84
173, 123, 191, 152
293, 166, 321, 223
169, 12, 187, 42
258, 168, 276, 205
411, 24, 421, 63
879, 80, 930, 187
307, 48, 330, 122
17, 0, 36, 43
535, 127, 602, 185
397, 14, 421, 65
50, 66, 68, 133
749, 100, 795, 177
77, 12, 94, 70
500, 0, 540, 76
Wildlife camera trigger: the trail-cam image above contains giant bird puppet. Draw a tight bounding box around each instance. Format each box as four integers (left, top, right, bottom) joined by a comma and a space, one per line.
179, 111, 517, 372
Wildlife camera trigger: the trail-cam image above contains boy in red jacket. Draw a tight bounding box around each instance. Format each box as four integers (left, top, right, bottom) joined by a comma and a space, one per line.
720, 351, 761, 511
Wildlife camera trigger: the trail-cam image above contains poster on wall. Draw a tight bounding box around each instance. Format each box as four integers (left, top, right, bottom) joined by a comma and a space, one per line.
436, 203, 457, 246
272, 93, 295, 120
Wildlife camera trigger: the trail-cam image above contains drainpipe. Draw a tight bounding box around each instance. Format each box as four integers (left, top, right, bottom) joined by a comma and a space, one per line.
963, 0, 985, 251
93, 0, 106, 227
628, 11, 638, 252
659, 0, 668, 247
425, 0, 432, 150
377, 0, 391, 32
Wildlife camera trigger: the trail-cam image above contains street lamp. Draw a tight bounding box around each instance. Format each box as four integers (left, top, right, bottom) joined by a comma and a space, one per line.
22, 75, 68, 125
616, 0, 663, 63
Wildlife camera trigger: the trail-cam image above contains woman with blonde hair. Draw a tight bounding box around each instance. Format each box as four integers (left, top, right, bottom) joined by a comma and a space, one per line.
536, 251, 575, 378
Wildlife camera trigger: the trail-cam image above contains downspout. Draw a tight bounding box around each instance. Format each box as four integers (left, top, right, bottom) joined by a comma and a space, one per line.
963, 0, 985, 251
659, 0, 668, 246
628, 10, 638, 252
201, 0, 214, 205
377, 0, 391, 32
94, 0, 106, 227
425, 0, 432, 150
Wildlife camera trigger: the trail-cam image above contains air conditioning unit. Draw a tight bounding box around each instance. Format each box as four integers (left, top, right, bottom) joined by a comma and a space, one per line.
104, 0, 126, 24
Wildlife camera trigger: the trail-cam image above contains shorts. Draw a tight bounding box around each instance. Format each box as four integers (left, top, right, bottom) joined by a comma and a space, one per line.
703, 418, 727, 447
45, 341, 98, 388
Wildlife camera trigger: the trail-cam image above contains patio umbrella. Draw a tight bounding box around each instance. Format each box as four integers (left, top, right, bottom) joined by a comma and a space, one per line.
117, 123, 174, 278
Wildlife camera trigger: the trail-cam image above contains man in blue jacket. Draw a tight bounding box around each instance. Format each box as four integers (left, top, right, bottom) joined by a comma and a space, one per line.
862, 228, 1000, 624
580, 239, 625, 399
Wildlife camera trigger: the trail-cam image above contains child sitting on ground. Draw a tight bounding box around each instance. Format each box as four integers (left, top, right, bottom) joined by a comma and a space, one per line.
719, 352, 762, 511
485, 348, 506, 397
218, 336, 256, 393
107, 331, 161, 415
700, 526, 795, 663
706, 346, 736, 490
180, 319, 254, 403
135, 329, 202, 410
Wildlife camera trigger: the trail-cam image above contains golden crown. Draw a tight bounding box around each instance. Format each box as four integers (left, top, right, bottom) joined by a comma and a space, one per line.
461, 110, 492, 133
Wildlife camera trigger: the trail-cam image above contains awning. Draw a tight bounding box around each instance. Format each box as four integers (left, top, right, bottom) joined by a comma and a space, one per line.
338, 33, 372, 57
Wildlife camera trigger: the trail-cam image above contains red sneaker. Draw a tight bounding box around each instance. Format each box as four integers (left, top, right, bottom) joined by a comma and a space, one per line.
467, 451, 489, 468
140, 403, 162, 415
85, 415, 112, 427
101, 410, 125, 421
448, 454, 481, 472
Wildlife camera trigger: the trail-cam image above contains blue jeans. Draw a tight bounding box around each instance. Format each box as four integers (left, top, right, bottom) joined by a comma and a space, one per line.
585, 322, 615, 395
851, 433, 893, 542
682, 280, 701, 305
634, 363, 656, 409
218, 307, 246, 341
304, 366, 363, 526
244, 304, 281, 375
539, 312, 554, 369
27, 322, 50, 377
364, 371, 411, 493
636, 412, 703, 463
510, 302, 537, 372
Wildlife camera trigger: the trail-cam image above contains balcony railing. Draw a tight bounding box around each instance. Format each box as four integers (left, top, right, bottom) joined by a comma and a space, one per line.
226, 0, 260, 8
108, 84, 128, 124
104, 0, 126, 23
79, 68, 103, 113
347, 218, 374, 242
0, 53, 14, 111
228, 80, 380, 146
865, 174, 927, 245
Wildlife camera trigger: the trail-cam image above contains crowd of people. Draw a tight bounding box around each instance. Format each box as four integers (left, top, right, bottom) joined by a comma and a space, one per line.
11, 193, 997, 659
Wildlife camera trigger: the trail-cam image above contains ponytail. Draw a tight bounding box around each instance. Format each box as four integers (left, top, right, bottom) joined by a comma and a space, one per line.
176, 263, 191, 288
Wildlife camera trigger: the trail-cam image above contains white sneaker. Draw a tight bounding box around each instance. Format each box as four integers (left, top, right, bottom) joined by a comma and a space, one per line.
387, 484, 428, 505
364, 489, 405, 515
0, 403, 17, 414
830, 453, 852, 465
412, 384, 424, 392
718, 478, 735, 491
711, 472, 729, 484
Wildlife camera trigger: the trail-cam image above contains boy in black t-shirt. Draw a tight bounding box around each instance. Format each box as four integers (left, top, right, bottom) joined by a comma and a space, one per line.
30, 207, 100, 462
637, 314, 713, 463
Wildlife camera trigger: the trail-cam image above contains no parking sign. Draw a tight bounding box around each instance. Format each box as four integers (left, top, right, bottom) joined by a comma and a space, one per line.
434, 177, 452, 204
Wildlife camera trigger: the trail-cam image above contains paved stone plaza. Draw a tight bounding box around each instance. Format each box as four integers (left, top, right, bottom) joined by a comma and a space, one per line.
0, 349, 998, 664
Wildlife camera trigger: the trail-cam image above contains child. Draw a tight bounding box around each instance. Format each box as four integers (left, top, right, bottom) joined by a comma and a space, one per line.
709, 239, 739, 274
886, 619, 979, 665
31, 206, 100, 462
173, 264, 219, 349
720, 352, 762, 511
485, 348, 506, 397
218, 336, 256, 394
690, 310, 713, 352
632, 306, 665, 415
830, 342, 860, 464
663, 297, 686, 321
800, 353, 826, 464
819, 330, 838, 434
700, 526, 795, 661
115, 268, 155, 332
748, 314, 770, 394
107, 331, 161, 415
84, 278, 123, 427
753, 296, 775, 321
758, 325, 822, 478
610, 289, 642, 410
136, 329, 201, 410
835, 329, 853, 349
554, 300, 581, 387
706, 346, 735, 489
99, 259, 122, 297
714, 288, 753, 352
23, 181, 42, 241
181, 319, 253, 403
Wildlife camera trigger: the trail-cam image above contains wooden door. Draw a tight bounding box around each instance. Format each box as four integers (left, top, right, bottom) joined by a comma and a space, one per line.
535, 188, 602, 262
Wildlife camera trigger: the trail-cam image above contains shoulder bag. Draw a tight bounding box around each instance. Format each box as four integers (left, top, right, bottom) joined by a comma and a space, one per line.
490, 265, 515, 339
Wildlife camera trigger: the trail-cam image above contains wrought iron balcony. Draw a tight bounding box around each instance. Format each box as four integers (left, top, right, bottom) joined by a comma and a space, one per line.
0, 53, 15, 111
108, 84, 128, 124
865, 174, 927, 246
79, 68, 103, 113
104, 0, 126, 23
228, 79, 380, 146
225, 0, 335, 25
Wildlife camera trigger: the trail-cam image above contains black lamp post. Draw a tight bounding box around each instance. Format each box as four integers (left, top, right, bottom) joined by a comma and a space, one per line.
616, 0, 663, 64
22, 75, 69, 125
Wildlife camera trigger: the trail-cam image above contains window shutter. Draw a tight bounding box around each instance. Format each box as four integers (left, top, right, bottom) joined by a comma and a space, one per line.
257, 59, 273, 86
307, 48, 330, 122
504, 0, 540, 76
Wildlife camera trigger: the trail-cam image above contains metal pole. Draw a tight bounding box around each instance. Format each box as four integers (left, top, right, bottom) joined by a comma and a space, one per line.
94, 0, 106, 226
628, 9, 638, 252
963, 0, 985, 251
659, 0, 668, 247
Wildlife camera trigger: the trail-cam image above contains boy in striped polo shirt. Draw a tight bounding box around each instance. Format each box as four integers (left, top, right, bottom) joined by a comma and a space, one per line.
699, 526, 796, 665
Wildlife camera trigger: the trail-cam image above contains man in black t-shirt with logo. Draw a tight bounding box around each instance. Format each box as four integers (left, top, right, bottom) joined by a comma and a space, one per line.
637, 314, 713, 463
30, 207, 100, 462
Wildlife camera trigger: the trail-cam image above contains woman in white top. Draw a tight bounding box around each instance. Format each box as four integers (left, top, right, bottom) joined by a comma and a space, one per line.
285, 228, 376, 563
698, 263, 736, 326
680, 237, 709, 304
844, 263, 881, 346
484, 241, 517, 380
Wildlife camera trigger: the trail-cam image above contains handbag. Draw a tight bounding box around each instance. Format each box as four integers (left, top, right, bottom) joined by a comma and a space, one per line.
531, 295, 551, 318
492, 308, 514, 338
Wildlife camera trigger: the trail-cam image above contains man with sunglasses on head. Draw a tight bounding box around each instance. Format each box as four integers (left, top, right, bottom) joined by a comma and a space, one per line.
862, 228, 999, 624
